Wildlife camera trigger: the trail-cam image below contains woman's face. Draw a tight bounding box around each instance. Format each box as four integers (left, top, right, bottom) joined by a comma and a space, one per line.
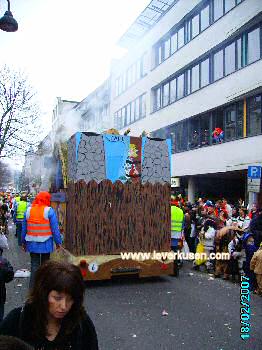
48, 290, 74, 319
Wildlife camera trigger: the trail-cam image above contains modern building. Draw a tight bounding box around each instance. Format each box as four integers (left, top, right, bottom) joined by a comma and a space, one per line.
110, 0, 262, 205
75, 79, 112, 133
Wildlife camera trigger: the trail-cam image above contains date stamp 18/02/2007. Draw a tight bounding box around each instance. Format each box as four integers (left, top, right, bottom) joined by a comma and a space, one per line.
240, 275, 251, 340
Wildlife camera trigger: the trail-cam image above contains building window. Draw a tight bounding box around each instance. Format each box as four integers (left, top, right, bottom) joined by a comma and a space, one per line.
236, 38, 242, 69
225, 42, 236, 75
175, 120, 188, 152
200, 114, 211, 146
157, 45, 163, 65
236, 101, 244, 138
247, 95, 262, 136
164, 38, 171, 60
170, 32, 178, 54
177, 74, 184, 99
135, 98, 140, 121
200, 4, 210, 32
213, 49, 224, 81
224, 105, 236, 141
177, 26, 185, 49
200, 58, 210, 87
213, 0, 223, 22
247, 27, 260, 64
191, 14, 200, 39
155, 87, 162, 110
140, 94, 146, 118
162, 82, 170, 107
170, 79, 176, 103
225, 0, 236, 13
191, 64, 200, 92
130, 101, 135, 123
188, 117, 200, 149
126, 104, 131, 125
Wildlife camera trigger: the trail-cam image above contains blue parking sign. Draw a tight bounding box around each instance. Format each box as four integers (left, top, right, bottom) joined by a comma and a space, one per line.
248, 166, 261, 179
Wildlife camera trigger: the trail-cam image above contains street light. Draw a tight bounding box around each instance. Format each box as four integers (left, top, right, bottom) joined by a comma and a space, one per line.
0, 0, 18, 32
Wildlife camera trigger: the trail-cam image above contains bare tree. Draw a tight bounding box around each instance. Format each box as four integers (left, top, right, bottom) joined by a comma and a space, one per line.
0, 160, 12, 189
0, 65, 40, 158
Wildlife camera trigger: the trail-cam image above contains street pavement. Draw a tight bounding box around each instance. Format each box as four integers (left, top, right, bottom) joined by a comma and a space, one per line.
3, 222, 262, 350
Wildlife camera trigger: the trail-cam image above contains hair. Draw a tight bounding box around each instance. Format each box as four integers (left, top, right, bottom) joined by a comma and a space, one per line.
20, 195, 27, 202
26, 260, 85, 340
0, 335, 33, 350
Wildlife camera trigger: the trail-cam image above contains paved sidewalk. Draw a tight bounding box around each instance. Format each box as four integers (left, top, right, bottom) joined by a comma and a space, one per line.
4, 221, 30, 316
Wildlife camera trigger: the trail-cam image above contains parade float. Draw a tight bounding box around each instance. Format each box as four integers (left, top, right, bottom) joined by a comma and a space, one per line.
50, 130, 174, 280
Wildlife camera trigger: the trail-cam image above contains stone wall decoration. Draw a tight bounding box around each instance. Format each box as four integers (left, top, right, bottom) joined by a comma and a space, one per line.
67, 133, 171, 185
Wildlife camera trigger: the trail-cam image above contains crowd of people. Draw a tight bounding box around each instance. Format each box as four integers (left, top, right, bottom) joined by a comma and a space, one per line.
171, 195, 262, 295
0, 191, 98, 349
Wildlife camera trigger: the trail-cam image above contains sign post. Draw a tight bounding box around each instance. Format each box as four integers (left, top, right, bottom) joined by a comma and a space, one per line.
247, 166, 261, 208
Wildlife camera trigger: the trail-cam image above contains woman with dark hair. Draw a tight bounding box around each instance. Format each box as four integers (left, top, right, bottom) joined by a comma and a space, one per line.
0, 260, 98, 350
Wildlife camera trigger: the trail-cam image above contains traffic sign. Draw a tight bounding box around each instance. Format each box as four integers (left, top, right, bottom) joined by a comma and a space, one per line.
248, 166, 261, 179
248, 178, 261, 193
171, 177, 180, 188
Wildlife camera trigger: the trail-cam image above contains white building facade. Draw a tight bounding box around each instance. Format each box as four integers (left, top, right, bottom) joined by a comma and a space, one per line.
110, 0, 262, 205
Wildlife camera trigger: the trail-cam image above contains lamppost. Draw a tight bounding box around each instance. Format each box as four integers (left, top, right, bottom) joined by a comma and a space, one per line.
0, 0, 18, 32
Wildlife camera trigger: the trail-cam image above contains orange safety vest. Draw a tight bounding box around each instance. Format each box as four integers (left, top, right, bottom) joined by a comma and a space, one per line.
26, 205, 52, 242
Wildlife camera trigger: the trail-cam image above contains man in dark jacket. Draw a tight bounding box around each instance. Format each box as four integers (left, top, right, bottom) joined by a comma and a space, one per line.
250, 208, 262, 247
0, 249, 14, 321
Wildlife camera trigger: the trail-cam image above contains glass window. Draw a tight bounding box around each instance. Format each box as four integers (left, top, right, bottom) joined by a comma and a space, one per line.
224, 105, 236, 141
213, 49, 224, 81
141, 94, 146, 117
127, 68, 132, 87
186, 70, 191, 95
247, 95, 262, 136
212, 108, 224, 144
237, 38, 242, 69
225, 0, 236, 13
164, 38, 171, 60
189, 117, 200, 149
170, 79, 176, 103
175, 120, 188, 152
236, 0, 242, 3
177, 74, 184, 99
162, 82, 170, 107
177, 26, 185, 49
157, 45, 162, 65
236, 101, 243, 138
170, 32, 177, 54
247, 27, 260, 64
135, 98, 140, 120
120, 108, 125, 128
213, 0, 223, 21
130, 101, 135, 123
200, 58, 210, 87
225, 42, 236, 75
200, 5, 210, 32
186, 20, 191, 43
191, 64, 200, 92
155, 87, 162, 110
119, 76, 123, 94
192, 14, 199, 39
126, 104, 131, 125
200, 114, 211, 146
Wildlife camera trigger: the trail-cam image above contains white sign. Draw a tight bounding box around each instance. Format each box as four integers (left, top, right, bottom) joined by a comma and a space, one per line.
88, 262, 99, 273
171, 177, 180, 188
248, 178, 261, 193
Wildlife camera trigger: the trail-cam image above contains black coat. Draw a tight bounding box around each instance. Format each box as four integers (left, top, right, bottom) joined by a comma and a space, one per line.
0, 256, 14, 304
0, 304, 99, 350
250, 214, 262, 246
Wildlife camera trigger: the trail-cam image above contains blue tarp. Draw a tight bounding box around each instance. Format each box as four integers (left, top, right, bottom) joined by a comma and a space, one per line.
103, 134, 130, 183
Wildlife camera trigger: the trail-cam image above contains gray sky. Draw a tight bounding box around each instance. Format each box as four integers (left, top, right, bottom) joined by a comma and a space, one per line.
0, 0, 150, 135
